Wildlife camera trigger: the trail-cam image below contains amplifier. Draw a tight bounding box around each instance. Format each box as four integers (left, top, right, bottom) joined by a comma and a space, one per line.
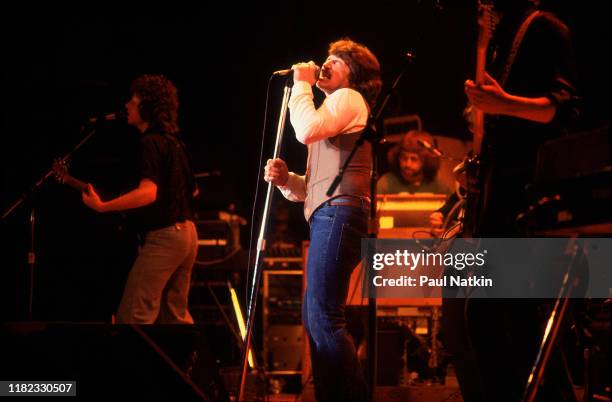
377, 193, 447, 228
527, 126, 612, 235
535, 125, 611, 184
263, 270, 303, 374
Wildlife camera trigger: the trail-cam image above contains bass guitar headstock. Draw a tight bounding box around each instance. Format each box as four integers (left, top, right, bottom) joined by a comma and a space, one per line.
477, 1, 499, 52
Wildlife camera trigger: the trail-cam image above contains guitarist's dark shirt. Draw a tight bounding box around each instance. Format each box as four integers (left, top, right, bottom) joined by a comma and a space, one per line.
132, 130, 196, 233
478, 8, 579, 235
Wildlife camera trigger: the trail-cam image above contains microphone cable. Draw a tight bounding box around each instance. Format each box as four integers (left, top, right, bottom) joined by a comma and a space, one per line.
245, 74, 275, 313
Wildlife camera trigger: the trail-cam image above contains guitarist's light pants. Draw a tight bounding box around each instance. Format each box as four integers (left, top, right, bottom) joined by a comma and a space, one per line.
116, 220, 198, 324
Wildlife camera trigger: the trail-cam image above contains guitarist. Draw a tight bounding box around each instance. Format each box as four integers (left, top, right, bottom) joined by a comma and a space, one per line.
82, 74, 198, 324
457, 1, 579, 401
464, 0, 578, 237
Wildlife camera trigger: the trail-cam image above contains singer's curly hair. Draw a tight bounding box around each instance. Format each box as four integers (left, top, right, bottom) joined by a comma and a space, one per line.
130, 74, 179, 135
389, 130, 441, 182
329, 39, 382, 109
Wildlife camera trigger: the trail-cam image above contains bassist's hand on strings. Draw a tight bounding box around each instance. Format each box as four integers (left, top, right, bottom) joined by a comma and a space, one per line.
466, 71, 557, 123
465, 71, 509, 115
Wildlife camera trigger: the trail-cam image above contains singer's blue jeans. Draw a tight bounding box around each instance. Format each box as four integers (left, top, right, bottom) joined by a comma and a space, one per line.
303, 202, 368, 402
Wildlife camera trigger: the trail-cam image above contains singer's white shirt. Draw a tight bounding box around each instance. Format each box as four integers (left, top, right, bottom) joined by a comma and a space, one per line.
278, 80, 368, 202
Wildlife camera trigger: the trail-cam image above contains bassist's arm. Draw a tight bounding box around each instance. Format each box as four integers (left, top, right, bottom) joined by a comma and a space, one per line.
82, 179, 157, 213
465, 72, 556, 124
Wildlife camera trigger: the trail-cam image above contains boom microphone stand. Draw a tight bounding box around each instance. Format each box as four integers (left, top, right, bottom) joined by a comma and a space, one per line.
1, 120, 106, 319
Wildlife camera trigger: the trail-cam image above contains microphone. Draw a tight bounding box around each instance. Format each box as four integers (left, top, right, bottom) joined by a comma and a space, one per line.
272, 69, 293, 76
194, 170, 222, 178
87, 110, 126, 124
272, 66, 321, 77
405, 50, 417, 63
417, 139, 443, 157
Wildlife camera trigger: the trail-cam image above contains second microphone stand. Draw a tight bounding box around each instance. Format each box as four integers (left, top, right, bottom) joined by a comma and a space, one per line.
1, 123, 100, 320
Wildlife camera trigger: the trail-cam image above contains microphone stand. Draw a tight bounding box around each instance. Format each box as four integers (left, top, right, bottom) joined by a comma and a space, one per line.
237, 75, 293, 401
325, 53, 414, 402
1, 123, 99, 319
417, 139, 463, 164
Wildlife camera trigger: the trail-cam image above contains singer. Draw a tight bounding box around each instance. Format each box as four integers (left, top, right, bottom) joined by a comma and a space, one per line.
264, 38, 381, 402
82, 74, 198, 324
377, 130, 452, 195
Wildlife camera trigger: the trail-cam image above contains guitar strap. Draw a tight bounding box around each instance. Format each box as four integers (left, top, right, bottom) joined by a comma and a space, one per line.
498, 10, 542, 87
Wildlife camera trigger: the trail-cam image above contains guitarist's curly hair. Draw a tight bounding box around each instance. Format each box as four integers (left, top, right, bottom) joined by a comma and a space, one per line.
130, 74, 179, 135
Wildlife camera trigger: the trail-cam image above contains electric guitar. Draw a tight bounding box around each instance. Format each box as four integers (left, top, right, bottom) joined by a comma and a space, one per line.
471, 0, 497, 155
52, 159, 135, 234
460, 0, 498, 238
52, 159, 91, 194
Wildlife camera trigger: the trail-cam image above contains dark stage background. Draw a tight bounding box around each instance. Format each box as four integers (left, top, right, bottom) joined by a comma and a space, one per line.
1, 2, 609, 321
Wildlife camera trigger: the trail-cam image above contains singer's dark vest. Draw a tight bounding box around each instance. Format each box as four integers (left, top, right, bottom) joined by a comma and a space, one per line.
303, 130, 371, 221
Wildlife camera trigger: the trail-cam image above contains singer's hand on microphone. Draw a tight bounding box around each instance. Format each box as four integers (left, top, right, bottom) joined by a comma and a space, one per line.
292, 61, 320, 86
264, 158, 289, 187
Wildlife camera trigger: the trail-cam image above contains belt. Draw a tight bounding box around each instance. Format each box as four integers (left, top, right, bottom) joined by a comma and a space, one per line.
325, 196, 370, 209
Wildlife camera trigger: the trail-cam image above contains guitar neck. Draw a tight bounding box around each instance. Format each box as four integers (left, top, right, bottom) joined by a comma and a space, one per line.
62, 175, 89, 193
472, 30, 489, 155
475, 44, 488, 84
